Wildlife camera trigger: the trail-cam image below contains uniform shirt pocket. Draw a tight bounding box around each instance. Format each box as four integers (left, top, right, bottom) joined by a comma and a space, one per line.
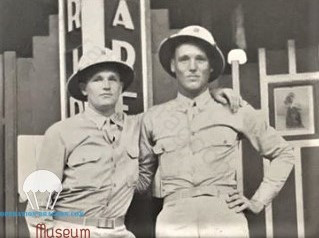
194, 126, 238, 152
153, 135, 182, 153
68, 150, 101, 167
66, 148, 103, 190
153, 136, 185, 178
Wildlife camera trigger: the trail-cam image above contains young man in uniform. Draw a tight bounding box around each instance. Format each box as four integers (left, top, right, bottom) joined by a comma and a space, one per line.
137, 26, 295, 237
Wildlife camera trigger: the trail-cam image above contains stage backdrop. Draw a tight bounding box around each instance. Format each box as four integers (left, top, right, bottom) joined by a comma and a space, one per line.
59, 0, 152, 118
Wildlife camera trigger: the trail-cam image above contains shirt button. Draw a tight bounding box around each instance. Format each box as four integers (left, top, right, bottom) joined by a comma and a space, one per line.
113, 184, 116, 188
223, 140, 228, 144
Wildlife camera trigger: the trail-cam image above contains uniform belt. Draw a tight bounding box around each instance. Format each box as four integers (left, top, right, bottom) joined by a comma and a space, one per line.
164, 185, 233, 203
54, 215, 125, 229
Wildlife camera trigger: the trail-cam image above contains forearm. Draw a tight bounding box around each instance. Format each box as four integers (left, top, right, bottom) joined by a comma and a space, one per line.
137, 113, 158, 193
252, 146, 294, 206
136, 154, 157, 193
32, 126, 66, 209
241, 105, 295, 206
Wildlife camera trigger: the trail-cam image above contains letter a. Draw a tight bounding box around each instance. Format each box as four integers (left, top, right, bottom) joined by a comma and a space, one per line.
112, 0, 134, 30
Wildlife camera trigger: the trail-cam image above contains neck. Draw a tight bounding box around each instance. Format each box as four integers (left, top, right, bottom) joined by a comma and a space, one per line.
88, 104, 115, 117
178, 86, 208, 99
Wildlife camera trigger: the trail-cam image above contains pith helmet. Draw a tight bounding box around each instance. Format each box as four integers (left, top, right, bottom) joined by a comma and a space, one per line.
158, 25, 225, 81
67, 49, 135, 101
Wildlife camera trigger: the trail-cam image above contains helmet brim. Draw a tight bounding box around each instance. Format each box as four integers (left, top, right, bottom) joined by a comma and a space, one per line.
67, 61, 134, 101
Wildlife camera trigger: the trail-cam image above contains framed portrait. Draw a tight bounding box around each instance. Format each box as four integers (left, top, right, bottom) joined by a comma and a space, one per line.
273, 85, 315, 136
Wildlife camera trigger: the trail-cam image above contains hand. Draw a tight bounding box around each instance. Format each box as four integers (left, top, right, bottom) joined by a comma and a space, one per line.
211, 88, 244, 113
25, 205, 55, 229
225, 190, 264, 214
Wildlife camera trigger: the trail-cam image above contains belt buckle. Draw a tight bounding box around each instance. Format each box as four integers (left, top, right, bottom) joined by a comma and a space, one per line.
98, 218, 115, 229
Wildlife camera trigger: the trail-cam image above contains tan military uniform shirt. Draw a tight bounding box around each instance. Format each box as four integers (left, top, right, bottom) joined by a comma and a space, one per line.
37, 106, 140, 218
138, 89, 294, 206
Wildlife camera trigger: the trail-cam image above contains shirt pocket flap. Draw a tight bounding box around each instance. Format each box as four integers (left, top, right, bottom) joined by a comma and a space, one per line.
195, 127, 237, 151
68, 150, 102, 167
153, 138, 179, 154
127, 146, 139, 159
205, 136, 234, 147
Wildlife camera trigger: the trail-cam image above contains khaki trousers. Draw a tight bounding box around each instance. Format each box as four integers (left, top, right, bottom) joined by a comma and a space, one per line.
156, 196, 249, 238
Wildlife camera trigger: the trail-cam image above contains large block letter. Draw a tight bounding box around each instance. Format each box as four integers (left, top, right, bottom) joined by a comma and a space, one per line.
67, 0, 81, 32
112, 0, 134, 30
112, 40, 136, 67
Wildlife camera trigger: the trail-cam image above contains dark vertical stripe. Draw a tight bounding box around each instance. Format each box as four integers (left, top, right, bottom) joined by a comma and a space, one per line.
17, 58, 33, 134
242, 140, 266, 238
0, 54, 5, 238
4, 51, 18, 237
272, 169, 298, 238
104, 0, 144, 114
302, 147, 319, 238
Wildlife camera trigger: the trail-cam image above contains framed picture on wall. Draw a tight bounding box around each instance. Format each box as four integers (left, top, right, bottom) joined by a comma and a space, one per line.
273, 85, 315, 136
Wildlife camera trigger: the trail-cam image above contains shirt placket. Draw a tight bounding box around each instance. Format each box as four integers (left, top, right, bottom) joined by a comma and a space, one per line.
101, 119, 119, 215
186, 101, 200, 177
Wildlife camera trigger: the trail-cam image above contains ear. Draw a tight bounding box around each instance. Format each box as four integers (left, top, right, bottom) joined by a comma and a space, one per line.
119, 81, 124, 91
209, 62, 214, 73
79, 82, 88, 96
170, 59, 176, 73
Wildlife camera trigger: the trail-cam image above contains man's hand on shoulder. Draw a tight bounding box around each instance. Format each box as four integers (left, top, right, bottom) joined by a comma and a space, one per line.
210, 88, 245, 113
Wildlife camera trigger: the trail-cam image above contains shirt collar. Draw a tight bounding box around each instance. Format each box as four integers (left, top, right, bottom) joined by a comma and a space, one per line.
84, 106, 124, 130
176, 89, 212, 112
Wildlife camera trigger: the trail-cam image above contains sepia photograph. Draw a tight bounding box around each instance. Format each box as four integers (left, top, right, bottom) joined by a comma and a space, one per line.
274, 85, 315, 136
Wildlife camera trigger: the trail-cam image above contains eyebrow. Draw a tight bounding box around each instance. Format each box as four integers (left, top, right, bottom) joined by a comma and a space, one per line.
176, 54, 208, 60
108, 75, 120, 81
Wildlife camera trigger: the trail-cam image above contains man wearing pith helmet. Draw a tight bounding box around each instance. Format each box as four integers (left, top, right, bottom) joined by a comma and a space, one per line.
25, 48, 238, 238
137, 25, 295, 237
26, 49, 139, 238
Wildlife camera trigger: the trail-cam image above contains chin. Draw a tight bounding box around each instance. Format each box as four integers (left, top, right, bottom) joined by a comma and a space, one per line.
186, 85, 203, 92
97, 100, 116, 108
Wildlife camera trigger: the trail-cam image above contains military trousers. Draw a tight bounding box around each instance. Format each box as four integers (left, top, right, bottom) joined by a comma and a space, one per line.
156, 196, 249, 238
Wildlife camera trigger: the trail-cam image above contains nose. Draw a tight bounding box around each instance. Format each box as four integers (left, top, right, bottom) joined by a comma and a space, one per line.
189, 59, 197, 72
102, 78, 110, 89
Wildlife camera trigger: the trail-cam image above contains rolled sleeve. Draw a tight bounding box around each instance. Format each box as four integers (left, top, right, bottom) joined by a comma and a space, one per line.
240, 105, 295, 206
25, 124, 66, 226
37, 125, 66, 182
36, 125, 66, 209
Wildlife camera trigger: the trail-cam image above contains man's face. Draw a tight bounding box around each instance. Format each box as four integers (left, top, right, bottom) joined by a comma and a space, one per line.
80, 68, 123, 112
171, 42, 212, 97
